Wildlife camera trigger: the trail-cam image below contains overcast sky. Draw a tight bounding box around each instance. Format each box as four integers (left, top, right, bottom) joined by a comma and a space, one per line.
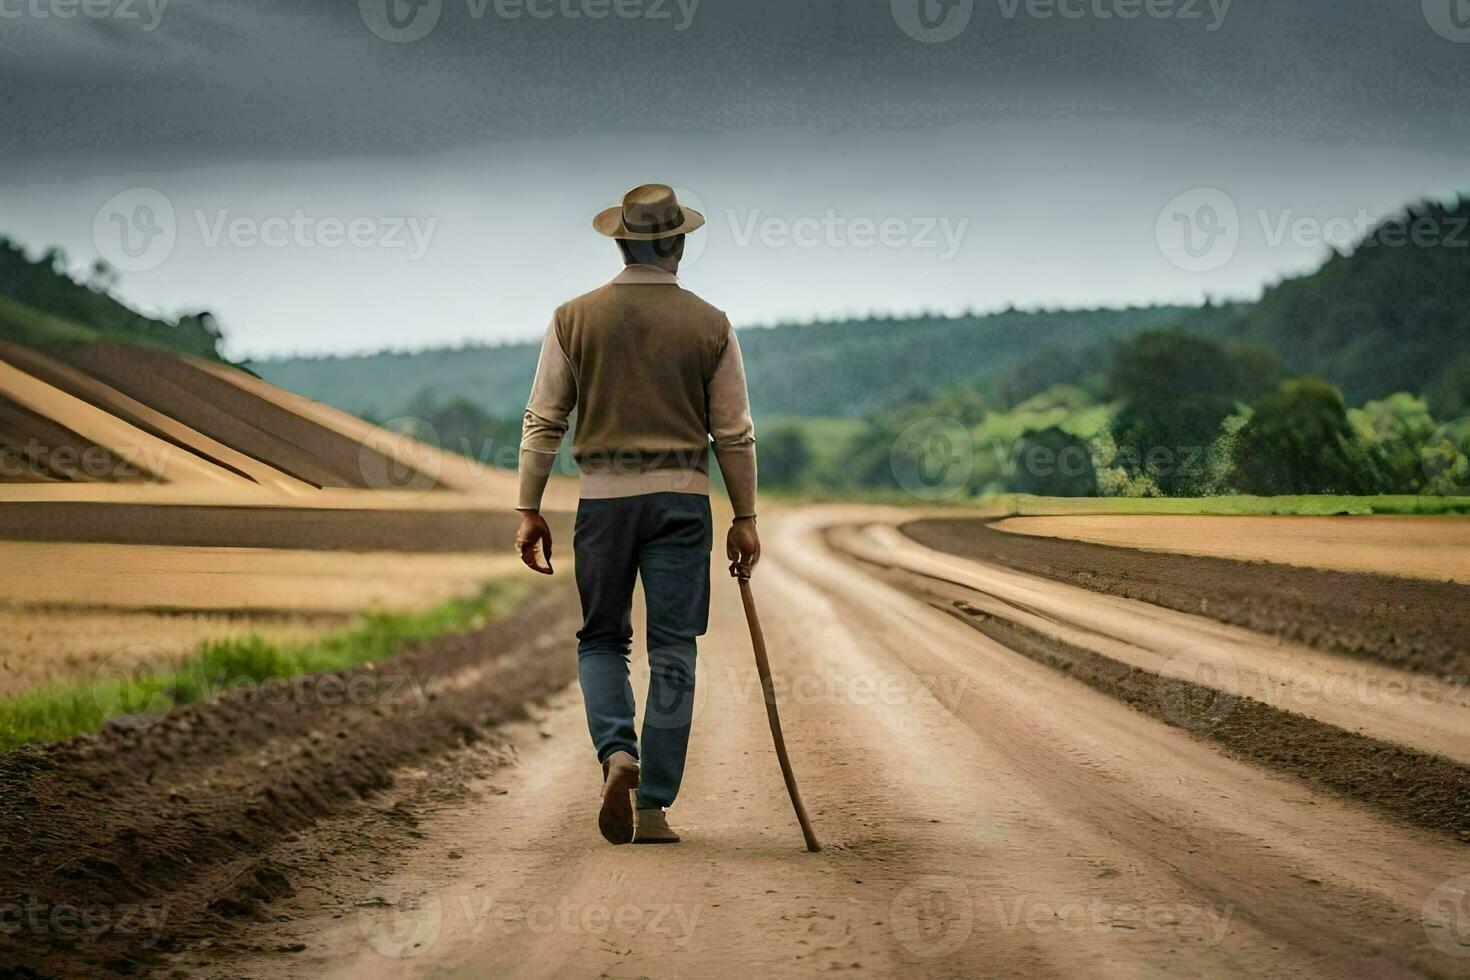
2, 0, 1466, 357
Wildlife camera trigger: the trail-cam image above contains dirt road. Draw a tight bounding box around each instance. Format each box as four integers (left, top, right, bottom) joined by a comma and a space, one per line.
210, 507, 1470, 979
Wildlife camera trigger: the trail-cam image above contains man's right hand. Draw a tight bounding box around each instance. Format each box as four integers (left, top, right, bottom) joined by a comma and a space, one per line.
727, 517, 761, 579
516, 511, 554, 575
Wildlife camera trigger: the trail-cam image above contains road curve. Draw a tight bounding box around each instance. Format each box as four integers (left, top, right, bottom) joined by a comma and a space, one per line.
216, 506, 1470, 979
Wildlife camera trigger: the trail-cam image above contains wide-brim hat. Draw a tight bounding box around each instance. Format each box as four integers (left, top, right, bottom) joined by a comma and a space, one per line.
594, 183, 706, 241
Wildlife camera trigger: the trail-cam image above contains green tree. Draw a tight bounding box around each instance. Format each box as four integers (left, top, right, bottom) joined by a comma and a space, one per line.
1421, 418, 1470, 497
1011, 426, 1099, 497
1109, 330, 1279, 495
1230, 379, 1371, 495
1430, 349, 1470, 422
1237, 197, 1470, 404
1348, 392, 1436, 493
758, 426, 813, 488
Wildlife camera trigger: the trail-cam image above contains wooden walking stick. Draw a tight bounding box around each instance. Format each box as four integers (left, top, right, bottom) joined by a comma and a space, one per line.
731, 563, 821, 853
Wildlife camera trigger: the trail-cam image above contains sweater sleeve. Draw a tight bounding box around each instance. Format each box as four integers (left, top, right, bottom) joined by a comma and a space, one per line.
708, 321, 758, 519
517, 316, 576, 511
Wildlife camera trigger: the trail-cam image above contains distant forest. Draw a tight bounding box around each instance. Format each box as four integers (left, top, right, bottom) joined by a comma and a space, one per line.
253, 305, 1201, 422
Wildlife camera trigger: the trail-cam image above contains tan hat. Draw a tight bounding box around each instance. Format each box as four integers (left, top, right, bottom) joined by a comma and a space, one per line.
593, 184, 706, 241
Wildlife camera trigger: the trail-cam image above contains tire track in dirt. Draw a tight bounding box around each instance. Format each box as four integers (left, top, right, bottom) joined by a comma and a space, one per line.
903, 516, 1470, 678
844, 552, 1470, 842
823, 517, 1470, 840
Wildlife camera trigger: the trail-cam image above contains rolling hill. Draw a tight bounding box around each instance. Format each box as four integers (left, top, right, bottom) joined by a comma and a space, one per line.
0, 239, 223, 360
1227, 196, 1470, 406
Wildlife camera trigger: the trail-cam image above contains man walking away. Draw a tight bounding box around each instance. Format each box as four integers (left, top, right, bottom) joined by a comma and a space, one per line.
514, 184, 761, 845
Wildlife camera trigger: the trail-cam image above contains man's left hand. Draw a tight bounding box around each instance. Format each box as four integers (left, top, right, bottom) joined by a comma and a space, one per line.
727, 517, 761, 579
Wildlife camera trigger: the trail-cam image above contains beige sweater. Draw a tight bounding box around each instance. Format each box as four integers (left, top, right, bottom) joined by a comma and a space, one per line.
518, 265, 758, 517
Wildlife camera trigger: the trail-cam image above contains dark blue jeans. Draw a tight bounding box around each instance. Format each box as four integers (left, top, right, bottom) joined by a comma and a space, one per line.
574, 492, 711, 810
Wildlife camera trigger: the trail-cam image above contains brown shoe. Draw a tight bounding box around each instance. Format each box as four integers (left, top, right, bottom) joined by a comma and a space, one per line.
599, 751, 639, 845
633, 807, 681, 844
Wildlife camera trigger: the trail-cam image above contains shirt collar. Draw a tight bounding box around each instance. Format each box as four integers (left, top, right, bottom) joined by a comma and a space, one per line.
612, 264, 681, 286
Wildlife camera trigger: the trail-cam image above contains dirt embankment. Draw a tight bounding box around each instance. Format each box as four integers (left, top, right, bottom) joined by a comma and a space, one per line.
0, 584, 581, 979
903, 517, 1470, 678
861, 564, 1470, 843
55, 344, 436, 492
0, 395, 156, 484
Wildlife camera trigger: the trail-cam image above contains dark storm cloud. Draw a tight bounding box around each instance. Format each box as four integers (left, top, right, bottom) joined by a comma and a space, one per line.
3, 0, 1467, 175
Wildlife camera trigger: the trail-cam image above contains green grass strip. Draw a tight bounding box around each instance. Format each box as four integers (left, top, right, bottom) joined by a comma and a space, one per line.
0, 579, 530, 753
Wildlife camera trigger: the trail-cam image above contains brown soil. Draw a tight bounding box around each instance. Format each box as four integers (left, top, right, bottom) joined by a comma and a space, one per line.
55, 344, 438, 492
0, 503, 533, 552
994, 514, 1470, 584
848, 555, 1470, 843
0, 395, 153, 484
0, 582, 581, 978
903, 517, 1470, 678
0, 343, 306, 491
